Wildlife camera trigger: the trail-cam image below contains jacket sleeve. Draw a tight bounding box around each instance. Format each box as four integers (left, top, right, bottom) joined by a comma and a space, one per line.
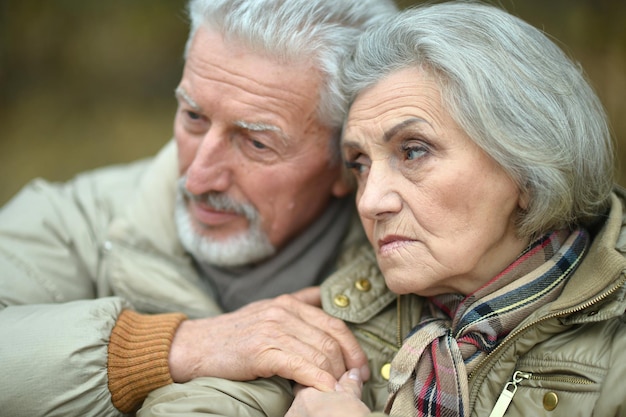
0, 298, 127, 416
0, 164, 150, 416
138, 376, 294, 417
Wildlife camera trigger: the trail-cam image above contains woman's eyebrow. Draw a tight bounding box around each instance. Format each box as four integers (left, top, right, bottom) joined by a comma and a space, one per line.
383, 117, 429, 142
341, 117, 429, 149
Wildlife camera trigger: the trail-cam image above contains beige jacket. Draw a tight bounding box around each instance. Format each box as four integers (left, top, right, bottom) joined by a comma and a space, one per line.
141, 189, 626, 417
0, 140, 364, 417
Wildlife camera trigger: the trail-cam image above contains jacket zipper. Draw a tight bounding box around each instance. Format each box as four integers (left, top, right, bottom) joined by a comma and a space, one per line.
396, 295, 402, 347
488, 371, 531, 417
468, 273, 626, 410
526, 373, 593, 384
488, 370, 595, 417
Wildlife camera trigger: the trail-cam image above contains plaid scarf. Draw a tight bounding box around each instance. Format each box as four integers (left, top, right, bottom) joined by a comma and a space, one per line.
385, 228, 589, 417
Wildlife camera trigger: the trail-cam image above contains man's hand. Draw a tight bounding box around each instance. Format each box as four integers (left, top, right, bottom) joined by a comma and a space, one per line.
286, 368, 371, 417
168, 287, 369, 391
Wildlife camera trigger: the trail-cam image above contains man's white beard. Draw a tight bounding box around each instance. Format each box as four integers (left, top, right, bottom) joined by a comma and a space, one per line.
174, 179, 276, 267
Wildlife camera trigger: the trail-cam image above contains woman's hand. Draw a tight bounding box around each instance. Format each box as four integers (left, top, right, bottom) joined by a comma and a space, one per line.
286, 368, 371, 417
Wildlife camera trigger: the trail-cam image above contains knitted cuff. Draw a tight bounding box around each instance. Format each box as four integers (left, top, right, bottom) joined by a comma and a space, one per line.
107, 309, 187, 413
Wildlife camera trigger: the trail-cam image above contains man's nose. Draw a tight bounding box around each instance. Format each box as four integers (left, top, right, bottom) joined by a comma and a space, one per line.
184, 130, 234, 195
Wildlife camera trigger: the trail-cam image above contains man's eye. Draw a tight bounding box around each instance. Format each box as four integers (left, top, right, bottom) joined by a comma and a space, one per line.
251, 139, 267, 150
186, 110, 202, 121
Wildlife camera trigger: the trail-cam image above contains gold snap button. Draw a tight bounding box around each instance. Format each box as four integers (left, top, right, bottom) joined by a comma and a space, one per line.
543, 392, 558, 411
380, 363, 391, 381
355, 279, 372, 292
333, 294, 350, 308
381, 363, 391, 380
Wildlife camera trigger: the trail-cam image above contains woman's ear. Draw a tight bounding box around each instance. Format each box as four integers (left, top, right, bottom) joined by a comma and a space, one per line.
518, 186, 530, 210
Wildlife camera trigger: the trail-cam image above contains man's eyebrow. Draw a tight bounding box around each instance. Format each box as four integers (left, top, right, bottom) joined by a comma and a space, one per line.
234, 120, 290, 146
175, 86, 201, 112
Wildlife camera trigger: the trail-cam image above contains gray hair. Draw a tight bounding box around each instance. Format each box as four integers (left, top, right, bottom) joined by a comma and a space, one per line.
342, 1, 614, 237
184, 0, 398, 161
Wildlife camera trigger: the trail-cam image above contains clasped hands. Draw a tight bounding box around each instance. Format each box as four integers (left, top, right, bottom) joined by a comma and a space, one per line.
169, 286, 369, 389
169, 286, 371, 415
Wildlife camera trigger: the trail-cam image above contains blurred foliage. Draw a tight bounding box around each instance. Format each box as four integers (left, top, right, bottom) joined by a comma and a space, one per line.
0, 0, 625, 204
0, 0, 189, 203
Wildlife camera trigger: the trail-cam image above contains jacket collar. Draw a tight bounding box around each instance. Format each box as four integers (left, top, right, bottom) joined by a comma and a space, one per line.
321, 244, 396, 324
552, 190, 626, 315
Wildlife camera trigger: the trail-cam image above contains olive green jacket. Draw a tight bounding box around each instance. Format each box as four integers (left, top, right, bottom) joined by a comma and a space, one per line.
140, 189, 626, 417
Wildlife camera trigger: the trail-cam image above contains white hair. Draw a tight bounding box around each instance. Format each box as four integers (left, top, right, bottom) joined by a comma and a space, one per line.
342, 1, 614, 237
184, 0, 398, 161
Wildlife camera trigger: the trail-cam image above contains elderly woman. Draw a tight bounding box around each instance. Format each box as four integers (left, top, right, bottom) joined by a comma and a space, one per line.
287, 1, 626, 417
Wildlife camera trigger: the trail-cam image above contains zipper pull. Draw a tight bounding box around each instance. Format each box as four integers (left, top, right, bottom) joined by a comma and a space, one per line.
488, 371, 531, 417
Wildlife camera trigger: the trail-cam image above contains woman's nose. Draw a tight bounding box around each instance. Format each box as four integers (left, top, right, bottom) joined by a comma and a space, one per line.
357, 162, 402, 220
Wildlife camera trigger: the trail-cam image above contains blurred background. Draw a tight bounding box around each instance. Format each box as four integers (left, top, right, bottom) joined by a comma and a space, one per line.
1, 0, 625, 205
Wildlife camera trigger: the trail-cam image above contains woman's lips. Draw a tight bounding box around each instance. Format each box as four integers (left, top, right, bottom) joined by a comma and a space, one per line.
378, 235, 415, 254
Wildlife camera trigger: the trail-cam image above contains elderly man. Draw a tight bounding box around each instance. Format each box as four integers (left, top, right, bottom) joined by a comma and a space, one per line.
0, 0, 398, 415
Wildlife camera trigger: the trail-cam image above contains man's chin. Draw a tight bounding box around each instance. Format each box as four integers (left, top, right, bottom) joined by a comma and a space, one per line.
189, 238, 277, 268
181, 226, 277, 267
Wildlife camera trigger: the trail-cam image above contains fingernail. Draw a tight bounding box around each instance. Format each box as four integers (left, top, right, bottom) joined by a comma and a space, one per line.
348, 368, 361, 381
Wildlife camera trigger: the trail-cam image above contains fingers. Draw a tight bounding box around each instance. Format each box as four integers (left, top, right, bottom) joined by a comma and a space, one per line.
335, 369, 363, 398
287, 298, 369, 379
287, 371, 370, 417
325, 317, 369, 379
252, 294, 368, 388
169, 292, 369, 393
280, 353, 338, 392
252, 336, 337, 390
291, 286, 322, 306
256, 300, 347, 379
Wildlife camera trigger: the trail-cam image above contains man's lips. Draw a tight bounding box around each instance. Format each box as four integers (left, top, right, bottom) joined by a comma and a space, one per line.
189, 200, 241, 227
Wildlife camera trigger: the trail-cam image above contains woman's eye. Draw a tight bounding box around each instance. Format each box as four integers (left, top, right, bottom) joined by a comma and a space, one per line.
344, 153, 369, 175
403, 144, 427, 160
344, 160, 364, 173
